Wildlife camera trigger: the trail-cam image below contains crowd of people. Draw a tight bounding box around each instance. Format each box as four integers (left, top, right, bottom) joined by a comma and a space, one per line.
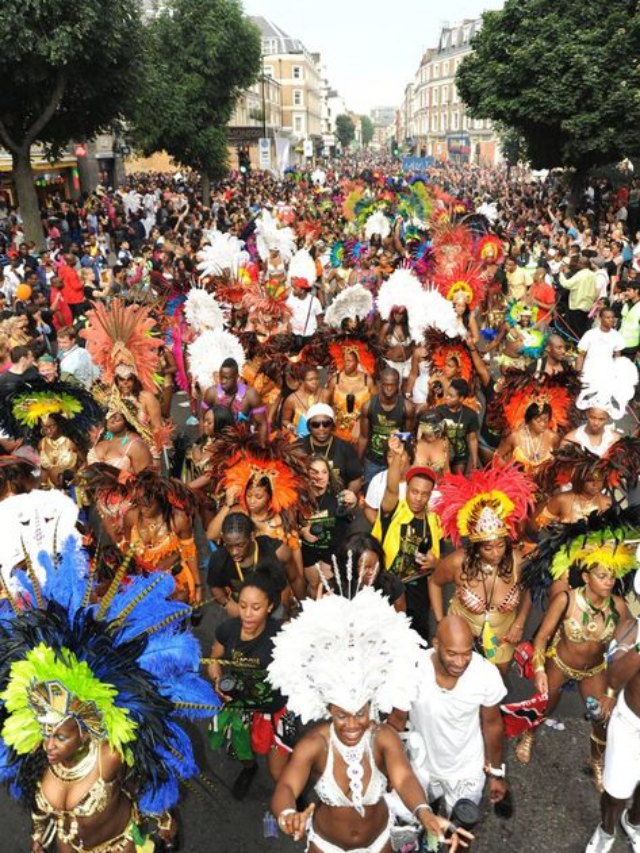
1, 157, 640, 853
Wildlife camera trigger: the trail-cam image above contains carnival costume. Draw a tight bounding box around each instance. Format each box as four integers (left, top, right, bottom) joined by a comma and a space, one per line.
577, 353, 639, 421
268, 567, 425, 853
432, 463, 536, 664
81, 299, 173, 457
255, 210, 296, 265
0, 538, 220, 852
377, 267, 423, 377
187, 328, 246, 392
435, 261, 485, 313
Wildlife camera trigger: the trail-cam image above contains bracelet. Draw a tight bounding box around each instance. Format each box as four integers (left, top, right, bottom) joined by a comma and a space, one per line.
412, 803, 432, 817
487, 762, 506, 779
605, 687, 618, 699
278, 809, 296, 825
534, 666, 546, 674
532, 648, 546, 670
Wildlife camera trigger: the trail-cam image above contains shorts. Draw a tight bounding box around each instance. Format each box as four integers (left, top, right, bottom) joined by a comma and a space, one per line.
603, 691, 640, 800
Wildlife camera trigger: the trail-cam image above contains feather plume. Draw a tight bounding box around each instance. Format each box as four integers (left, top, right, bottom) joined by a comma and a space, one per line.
288, 248, 317, 287
80, 299, 161, 393
409, 287, 458, 342
324, 284, 373, 328
188, 329, 246, 390
435, 261, 485, 310
376, 267, 424, 327
255, 210, 296, 262
364, 210, 391, 240
184, 289, 224, 334
578, 355, 638, 420
197, 231, 248, 279
487, 367, 581, 434
268, 587, 425, 722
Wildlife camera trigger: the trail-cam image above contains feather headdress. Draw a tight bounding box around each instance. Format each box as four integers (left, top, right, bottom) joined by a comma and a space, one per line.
324, 284, 373, 329
432, 461, 536, 547
268, 586, 425, 723
197, 231, 248, 279
523, 505, 640, 603
242, 278, 292, 322
577, 355, 638, 421
0, 380, 104, 442
376, 267, 424, 328
0, 538, 219, 813
364, 210, 391, 241
487, 368, 581, 435
424, 329, 474, 384
435, 261, 485, 311
183, 288, 225, 334
80, 299, 161, 393
255, 209, 296, 262
288, 248, 317, 288
187, 329, 246, 390
327, 330, 384, 378
476, 202, 499, 224
409, 288, 458, 343
0, 490, 80, 595
432, 222, 473, 275
475, 234, 505, 264
208, 426, 315, 526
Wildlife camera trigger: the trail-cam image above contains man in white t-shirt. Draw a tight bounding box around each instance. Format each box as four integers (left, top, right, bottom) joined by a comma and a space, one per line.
286, 276, 323, 339
388, 616, 508, 818
576, 307, 624, 375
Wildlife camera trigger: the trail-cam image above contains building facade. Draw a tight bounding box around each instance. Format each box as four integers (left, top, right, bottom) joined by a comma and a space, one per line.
227, 74, 283, 170
251, 17, 322, 152
401, 20, 499, 166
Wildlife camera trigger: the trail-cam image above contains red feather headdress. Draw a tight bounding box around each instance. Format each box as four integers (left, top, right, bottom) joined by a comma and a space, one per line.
432, 461, 536, 547
432, 223, 473, 274
475, 234, 505, 265
328, 338, 378, 377
435, 261, 485, 311
242, 278, 292, 321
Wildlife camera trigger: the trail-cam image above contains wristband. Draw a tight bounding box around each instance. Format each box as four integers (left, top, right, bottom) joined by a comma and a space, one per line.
278, 809, 296, 825
412, 803, 432, 817
487, 763, 506, 778
605, 687, 618, 699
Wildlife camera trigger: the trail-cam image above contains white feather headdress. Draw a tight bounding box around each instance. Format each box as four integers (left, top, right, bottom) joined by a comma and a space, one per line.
268, 587, 424, 722
311, 168, 327, 186
324, 284, 373, 329
0, 490, 80, 594
288, 248, 317, 287
184, 288, 224, 334
476, 201, 499, 225
197, 231, 248, 279
364, 209, 391, 241
376, 267, 424, 332
409, 287, 459, 342
188, 329, 246, 390
577, 355, 638, 420
255, 209, 296, 262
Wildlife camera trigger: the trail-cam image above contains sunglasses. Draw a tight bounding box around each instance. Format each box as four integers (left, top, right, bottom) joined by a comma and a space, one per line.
309, 420, 333, 428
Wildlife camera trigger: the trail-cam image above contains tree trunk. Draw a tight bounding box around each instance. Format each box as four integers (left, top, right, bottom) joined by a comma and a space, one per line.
201, 173, 211, 208
13, 149, 45, 249
567, 168, 587, 219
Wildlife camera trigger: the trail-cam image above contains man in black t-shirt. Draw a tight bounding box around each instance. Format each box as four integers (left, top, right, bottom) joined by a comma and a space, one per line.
299, 403, 362, 493
436, 378, 479, 473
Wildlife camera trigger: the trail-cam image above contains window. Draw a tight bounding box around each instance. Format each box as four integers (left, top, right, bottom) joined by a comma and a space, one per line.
293, 89, 303, 106
263, 65, 273, 78
431, 115, 437, 132
294, 114, 303, 133
293, 65, 303, 79
452, 112, 459, 130
433, 88, 439, 105
443, 61, 449, 76
441, 85, 448, 104
433, 63, 440, 78
440, 114, 446, 132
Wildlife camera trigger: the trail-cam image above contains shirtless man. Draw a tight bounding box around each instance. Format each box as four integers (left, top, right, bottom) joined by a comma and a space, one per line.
204, 357, 267, 442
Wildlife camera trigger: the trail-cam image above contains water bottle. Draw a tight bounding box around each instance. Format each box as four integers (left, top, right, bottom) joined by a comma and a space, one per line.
585, 695, 603, 722
263, 811, 279, 839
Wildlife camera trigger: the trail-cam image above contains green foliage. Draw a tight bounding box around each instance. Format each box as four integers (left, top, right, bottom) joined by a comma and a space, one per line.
130, 0, 262, 180
336, 114, 356, 149
0, 0, 144, 153
361, 116, 374, 146
495, 124, 528, 167
456, 0, 640, 172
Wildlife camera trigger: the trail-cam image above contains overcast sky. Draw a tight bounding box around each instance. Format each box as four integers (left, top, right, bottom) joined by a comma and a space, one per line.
242, 0, 504, 114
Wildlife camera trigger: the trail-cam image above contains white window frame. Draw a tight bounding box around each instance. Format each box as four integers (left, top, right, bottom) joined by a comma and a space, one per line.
294, 114, 303, 134
263, 65, 273, 78
293, 89, 303, 106
293, 65, 303, 80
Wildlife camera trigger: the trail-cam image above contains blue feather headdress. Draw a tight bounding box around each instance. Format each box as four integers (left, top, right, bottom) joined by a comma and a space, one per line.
0, 538, 219, 814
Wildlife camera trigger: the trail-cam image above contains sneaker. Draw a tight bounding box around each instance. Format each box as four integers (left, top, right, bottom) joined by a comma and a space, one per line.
585, 824, 615, 853
622, 810, 640, 852
232, 763, 258, 800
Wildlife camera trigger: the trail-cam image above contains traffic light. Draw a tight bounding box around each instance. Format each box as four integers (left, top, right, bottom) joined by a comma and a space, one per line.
237, 148, 251, 174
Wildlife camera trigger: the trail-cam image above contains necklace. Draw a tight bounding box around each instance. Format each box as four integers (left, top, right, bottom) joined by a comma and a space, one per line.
523, 427, 544, 463
310, 436, 333, 459
330, 724, 369, 816
50, 740, 98, 783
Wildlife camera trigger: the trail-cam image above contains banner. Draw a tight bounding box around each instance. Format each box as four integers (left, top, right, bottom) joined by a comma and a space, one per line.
258, 138, 271, 170
275, 137, 291, 175
401, 156, 433, 172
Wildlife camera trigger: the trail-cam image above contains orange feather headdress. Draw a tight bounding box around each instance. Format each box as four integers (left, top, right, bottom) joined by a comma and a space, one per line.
435, 261, 485, 311
80, 298, 161, 393
424, 329, 474, 383
486, 368, 581, 434
475, 234, 505, 265
209, 427, 316, 527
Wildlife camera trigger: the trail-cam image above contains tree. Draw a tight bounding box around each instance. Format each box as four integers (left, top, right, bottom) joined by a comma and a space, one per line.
456, 0, 640, 193
0, 0, 144, 246
495, 124, 528, 173
361, 116, 374, 147
336, 115, 356, 150
130, 0, 261, 203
